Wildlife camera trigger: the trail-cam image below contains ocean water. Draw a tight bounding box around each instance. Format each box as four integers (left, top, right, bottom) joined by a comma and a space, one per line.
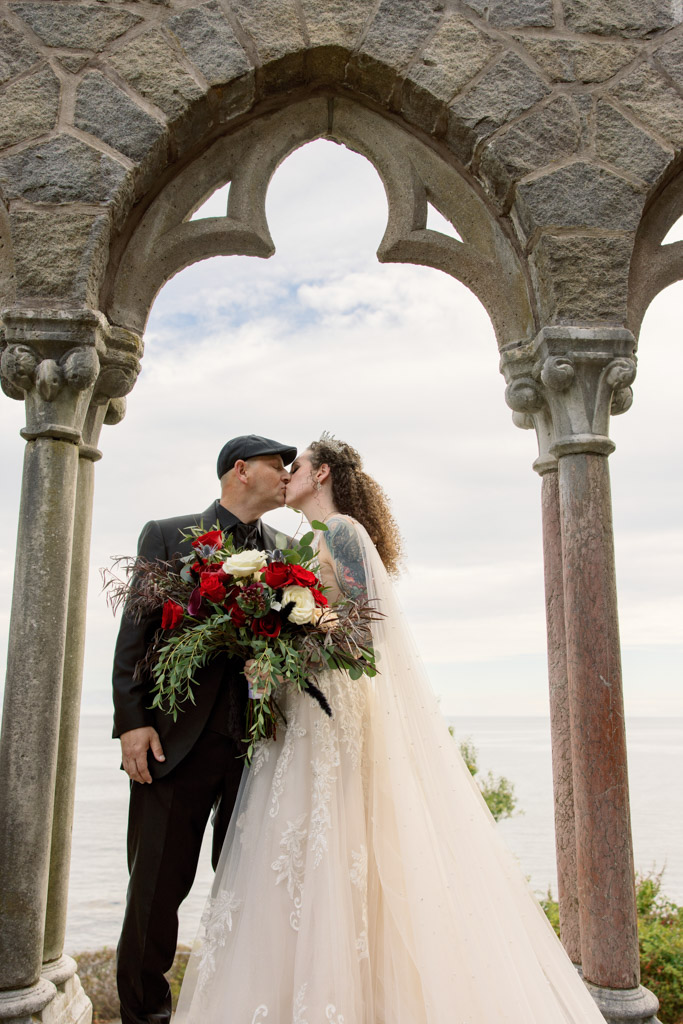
64, 714, 683, 954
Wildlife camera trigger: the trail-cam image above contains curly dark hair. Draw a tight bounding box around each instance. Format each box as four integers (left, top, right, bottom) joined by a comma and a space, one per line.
307, 436, 403, 576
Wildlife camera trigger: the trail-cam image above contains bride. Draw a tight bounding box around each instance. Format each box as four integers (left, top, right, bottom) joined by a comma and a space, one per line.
174, 436, 607, 1024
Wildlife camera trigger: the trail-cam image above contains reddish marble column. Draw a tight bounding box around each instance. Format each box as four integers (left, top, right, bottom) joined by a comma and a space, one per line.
557, 451, 639, 989
540, 467, 581, 965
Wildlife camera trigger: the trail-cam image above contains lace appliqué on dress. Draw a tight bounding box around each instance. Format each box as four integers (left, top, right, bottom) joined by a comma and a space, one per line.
270, 700, 306, 819
310, 717, 340, 868
333, 673, 367, 771
325, 1006, 346, 1022
293, 982, 309, 1024
350, 845, 369, 961
271, 812, 308, 931
250, 739, 271, 776
194, 889, 242, 993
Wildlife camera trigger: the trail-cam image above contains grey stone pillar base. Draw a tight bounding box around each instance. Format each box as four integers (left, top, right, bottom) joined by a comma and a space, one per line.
38, 957, 91, 1024
585, 981, 660, 1024
0, 977, 55, 1023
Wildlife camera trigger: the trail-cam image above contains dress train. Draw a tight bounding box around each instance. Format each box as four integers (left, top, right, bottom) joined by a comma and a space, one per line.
174, 518, 607, 1024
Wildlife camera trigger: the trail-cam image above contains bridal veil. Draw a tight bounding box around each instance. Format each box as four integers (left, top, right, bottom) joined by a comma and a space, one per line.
175, 518, 607, 1023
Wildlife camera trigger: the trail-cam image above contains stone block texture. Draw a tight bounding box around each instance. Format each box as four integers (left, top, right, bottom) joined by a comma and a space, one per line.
108, 29, 205, 121
0, 67, 59, 149
517, 163, 645, 237
168, 3, 252, 86
0, 17, 38, 84
0, 136, 128, 204
300, 0, 375, 49
562, 0, 676, 36
0, 0, 678, 330
530, 233, 633, 323
74, 73, 166, 162
9, 2, 142, 49
447, 52, 550, 162
464, 0, 554, 28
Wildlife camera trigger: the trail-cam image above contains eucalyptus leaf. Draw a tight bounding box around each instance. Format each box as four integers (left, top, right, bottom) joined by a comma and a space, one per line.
311, 520, 328, 531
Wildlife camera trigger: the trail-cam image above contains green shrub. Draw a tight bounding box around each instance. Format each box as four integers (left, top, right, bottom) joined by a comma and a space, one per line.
75, 945, 191, 1023
542, 872, 683, 1024
450, 730, 519, 822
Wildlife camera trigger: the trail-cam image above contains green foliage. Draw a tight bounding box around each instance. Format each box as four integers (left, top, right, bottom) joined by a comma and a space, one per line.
478, 772, 518, 823
539, 888, 561, 937
542, 872, 683, 1024
449, 729, 519, 823
75, 946, 190, 1022
636, 871, 683, 1024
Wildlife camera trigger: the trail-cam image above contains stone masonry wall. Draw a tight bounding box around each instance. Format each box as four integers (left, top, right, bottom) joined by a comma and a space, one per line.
0, 0, 681, 332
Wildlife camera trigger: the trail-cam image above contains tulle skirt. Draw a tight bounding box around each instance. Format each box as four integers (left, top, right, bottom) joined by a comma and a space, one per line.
175, 520, 608, 1024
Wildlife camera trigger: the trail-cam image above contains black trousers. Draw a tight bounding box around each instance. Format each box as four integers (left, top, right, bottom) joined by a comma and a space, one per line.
116, 729, 244, 1024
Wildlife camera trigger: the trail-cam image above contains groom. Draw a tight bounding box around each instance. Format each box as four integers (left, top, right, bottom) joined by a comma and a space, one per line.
112, 433, 296, 1024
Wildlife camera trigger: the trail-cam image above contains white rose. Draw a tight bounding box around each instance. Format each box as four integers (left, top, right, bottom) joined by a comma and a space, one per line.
282, 584, 317, 625
222, 550, 267, 577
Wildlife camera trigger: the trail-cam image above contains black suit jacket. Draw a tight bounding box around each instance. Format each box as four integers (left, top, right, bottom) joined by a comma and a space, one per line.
112, 500, 282, 778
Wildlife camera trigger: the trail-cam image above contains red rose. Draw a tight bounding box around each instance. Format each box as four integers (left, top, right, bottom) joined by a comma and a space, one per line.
201, 562, 225, 574
226, 601, 247, 628
161, 600, 184, 629
310, 588, 328, 607
252, 611, 282, 638
263, 561, 292, 588
200, 572, 227, 603
289, 565, 318, 587
192, 529, 223, 550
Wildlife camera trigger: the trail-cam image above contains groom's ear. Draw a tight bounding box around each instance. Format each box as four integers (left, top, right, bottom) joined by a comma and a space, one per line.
233, 459, 249, 483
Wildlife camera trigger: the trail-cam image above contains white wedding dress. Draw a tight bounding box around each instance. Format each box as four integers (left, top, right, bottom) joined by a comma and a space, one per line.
174, 516, 607, 1024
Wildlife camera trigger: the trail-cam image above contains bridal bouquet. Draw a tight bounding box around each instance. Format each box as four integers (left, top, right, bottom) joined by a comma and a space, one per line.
104, 523, 379, 761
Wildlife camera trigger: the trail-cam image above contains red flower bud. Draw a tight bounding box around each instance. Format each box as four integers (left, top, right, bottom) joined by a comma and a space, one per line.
289, 564, 318, 588
161, 600, 184, 630
263, 561, 292, 588
199, 572, 227, 603
191, 529, 223, 550
251, 611, 282, 638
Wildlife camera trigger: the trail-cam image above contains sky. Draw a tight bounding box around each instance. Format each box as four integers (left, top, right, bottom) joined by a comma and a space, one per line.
0, 139, 681, 718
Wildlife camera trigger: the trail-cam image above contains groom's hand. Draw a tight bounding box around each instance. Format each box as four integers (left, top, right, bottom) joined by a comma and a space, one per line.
120, 726, 165, 784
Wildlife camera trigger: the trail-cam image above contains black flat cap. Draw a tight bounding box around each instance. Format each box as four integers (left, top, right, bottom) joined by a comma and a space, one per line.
217, 434, 297, 478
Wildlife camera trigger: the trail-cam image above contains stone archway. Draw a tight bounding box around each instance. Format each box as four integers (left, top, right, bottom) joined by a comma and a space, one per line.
2, 2, 683, 1021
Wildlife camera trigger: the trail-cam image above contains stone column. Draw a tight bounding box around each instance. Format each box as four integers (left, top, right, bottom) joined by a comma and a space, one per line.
503, 327, 659, 1024
540, 464, 581, 966
41, 397, 127, 1024
508, 397, 580, 965
0, 311, 140, 1024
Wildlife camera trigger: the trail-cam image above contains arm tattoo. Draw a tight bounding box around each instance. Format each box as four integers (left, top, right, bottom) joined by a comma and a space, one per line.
325, 518, 367, 600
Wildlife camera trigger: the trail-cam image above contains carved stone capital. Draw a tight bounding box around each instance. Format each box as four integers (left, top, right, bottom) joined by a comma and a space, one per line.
92, 326, 142, 406
501, 327, 637, 465
0, 308, 141, 444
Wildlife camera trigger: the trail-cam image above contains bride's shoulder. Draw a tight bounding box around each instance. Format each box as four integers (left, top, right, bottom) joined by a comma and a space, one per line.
322, 513, 360, 528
